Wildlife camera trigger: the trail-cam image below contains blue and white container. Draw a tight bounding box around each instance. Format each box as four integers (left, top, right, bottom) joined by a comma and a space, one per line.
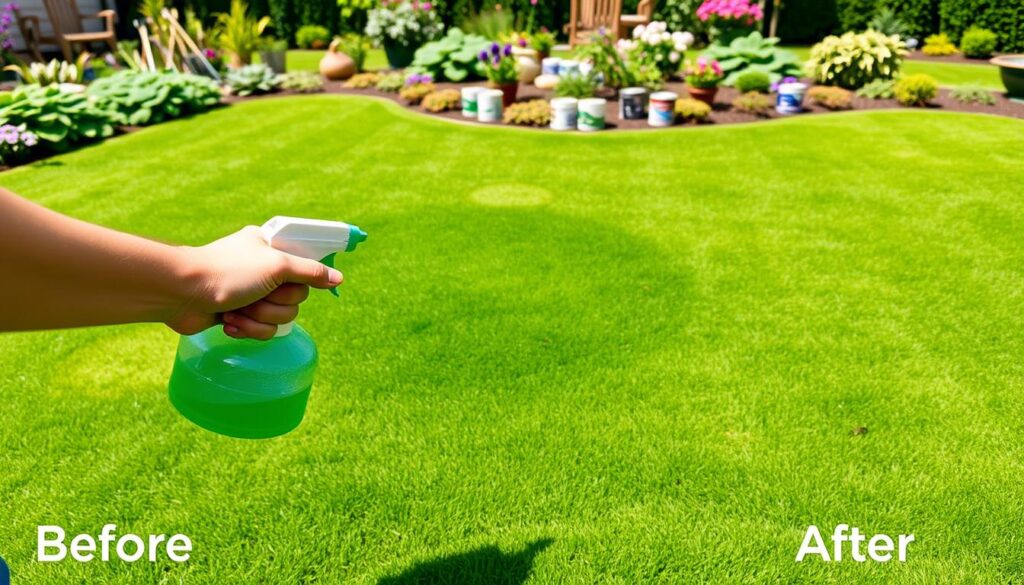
542, 57, 561, 76
648, 91, 677, 127
776, 82, 808, 115
559, 59, 580, 77
550, 97, 578, 131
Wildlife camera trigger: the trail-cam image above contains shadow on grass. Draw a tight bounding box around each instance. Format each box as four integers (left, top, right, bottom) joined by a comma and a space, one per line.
378, 538, 553, 585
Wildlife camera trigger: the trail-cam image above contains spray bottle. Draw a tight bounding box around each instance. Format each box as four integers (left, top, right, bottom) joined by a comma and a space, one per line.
168, 216, 367, 439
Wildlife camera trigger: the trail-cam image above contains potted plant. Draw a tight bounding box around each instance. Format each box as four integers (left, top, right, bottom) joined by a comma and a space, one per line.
684, 56, 723, 106
365, 0, 443, 69
696, 0, 763, 44
214, 0, 270, 69
258, 38, 288, 74
529, 29, 556, 61
478, 42, 519, 106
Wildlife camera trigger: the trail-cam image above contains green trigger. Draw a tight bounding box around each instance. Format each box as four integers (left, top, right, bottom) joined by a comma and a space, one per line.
321, 253, 339, 297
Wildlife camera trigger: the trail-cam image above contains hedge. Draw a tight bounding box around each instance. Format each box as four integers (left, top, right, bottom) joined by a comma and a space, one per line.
940, 0, 1023, 51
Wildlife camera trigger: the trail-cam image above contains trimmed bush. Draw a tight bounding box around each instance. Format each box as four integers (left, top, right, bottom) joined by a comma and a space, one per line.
295, 25, 330, 49
959, 27, 997, 59
894, 74, 938, 106
806, 30, 907, 90
674, 98, 711, 123
807, 86, 853, 109
940, 0, 1023, 53
735, 71, 772, 94
922, 33, 958, 56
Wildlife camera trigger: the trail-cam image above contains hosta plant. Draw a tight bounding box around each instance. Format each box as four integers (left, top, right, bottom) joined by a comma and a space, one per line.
703, 31, 802, 86
225, 64, 278, 96
806, 30, 907, 90
87, 71, 221, 126
410, 28, 490, 82
0, 85, 116, 150
276, 71, 324, 93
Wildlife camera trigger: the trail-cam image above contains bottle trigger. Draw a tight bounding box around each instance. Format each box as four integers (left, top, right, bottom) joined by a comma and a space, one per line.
321, 253, 340, 297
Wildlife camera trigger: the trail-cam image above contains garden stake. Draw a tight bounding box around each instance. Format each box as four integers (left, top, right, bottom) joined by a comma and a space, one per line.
133, 19, 157, 72
162, 8, 221, 82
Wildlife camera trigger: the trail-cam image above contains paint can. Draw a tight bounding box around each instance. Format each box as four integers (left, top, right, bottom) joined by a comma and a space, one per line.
648, 91, 678, 127
461, 86, 483, 118
619, 87, 648, 120
541, 57, 561, 76
577, 98, 607, 131
477, 89, 505, 123
776, 82, 808, 115
550, 97, 578, 131
559, 59, 580, 77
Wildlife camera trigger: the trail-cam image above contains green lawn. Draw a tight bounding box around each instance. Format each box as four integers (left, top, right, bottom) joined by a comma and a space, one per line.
781, 46, 1003, 89
2, 97, 1024, 583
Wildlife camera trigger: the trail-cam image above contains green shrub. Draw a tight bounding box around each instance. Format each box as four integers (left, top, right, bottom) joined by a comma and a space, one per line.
868, 8, 910, 37
922, 33, 957, 56
807, 86, 853, 109
894, 73, 938, 106
732, 91, 773, 116
941, 0, 1023, 54
734, 71, 772, 94
409, 28, 490, 82
855, 78, 897, 99
674, 97, 711, 123
87, 71, 221, 126
949, 85, 995, 105
295, 25, 330, 49
503, 100, 551, 126
0, 85, 115, 150
344, 72, 381, 89
375, 73, 404, 93
703, 32, 803, 86
399, 82, 435, 104
421, 89, 462, 112
553, 73, 598, 99
806, 30, 907, 89
337, 34, 371, 72
225, 64, 279, 96
959, 27, 997, 58
276, 71, 324, 93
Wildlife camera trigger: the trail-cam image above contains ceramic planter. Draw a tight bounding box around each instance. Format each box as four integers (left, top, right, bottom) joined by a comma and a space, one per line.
991, 55, 1024, 100
687, 86, 718, 106
383, 39, 417, 69
512, 47, 540, 84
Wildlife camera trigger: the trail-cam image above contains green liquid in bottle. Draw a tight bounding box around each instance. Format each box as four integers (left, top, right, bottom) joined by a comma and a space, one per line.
168, 324, 318, 439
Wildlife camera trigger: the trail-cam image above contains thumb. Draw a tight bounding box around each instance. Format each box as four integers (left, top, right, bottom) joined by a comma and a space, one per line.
279, 254, 343, 289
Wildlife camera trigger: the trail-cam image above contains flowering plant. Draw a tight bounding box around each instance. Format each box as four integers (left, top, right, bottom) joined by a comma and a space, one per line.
697, 0, 763, 27
684, 56, 723, 88
0, 123, 38, 164
616, 22, 694, 79
365, 1, 442, 47
770, 75, 799, 92
478, 42, 518, 85
404, 72, 433, 85
1, 3, 19, 56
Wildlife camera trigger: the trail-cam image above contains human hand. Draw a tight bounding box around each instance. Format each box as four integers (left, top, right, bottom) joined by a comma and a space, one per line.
167, 226, 342, 339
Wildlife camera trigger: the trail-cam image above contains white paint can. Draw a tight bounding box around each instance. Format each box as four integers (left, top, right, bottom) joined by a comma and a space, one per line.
477, 89, 505, 123
550, 97, 578, 131
577, 98, 607, 131
461, 86, 484, 118
648, 91, 678, 127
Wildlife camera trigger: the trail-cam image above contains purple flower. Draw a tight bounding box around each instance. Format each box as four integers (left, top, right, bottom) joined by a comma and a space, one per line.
492, 54, 500, 66
22, 133, 36, 147
502, 44, 512, 57
4, 133, 17, 145
490, 42, 500, 56
478, 50, 488, 62
518, 37, 527, 48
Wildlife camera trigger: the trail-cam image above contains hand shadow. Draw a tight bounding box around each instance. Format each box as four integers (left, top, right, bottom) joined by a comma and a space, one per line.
378, 538, 553, 585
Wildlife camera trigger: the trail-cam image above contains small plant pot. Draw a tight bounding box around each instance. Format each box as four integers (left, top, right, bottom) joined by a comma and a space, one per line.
383, 39, 417, 69
311, 39, 326, 50
687, 86, 718, 106
490, 82, 519, 107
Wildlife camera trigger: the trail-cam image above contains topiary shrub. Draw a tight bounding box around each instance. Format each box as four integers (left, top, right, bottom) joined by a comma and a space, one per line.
732, 91, 773, 116
295, 25, 331, 49
344, 72, 381, 89
503, 100, 551, 126
922, 33, 957, 56
894, 73, 938, 106
421, 89, 462, 112
855, 78, 897, 99
674, 97, 711, 123
806, 30, 907, 90
959, 27, 997, 59
807, 86, 853, 109
949, 85, 995, 105
735, 70, 772, 94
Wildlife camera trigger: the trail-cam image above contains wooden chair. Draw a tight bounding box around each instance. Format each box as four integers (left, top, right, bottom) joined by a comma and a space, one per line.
39, 0, 117, 62
618, 0, 654, 39
13, 7, 48, 62
567, 0, 623, 47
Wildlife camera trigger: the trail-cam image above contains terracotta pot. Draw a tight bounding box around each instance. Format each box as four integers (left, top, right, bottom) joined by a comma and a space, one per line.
311, 39, 326, 50
490, 82, 518, 107
229, 53, 248, 69
320, 39, 356, 81
687, 86, 718, 106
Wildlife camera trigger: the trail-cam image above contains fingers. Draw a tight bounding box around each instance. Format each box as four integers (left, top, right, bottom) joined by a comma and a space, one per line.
279, 255, 343, 290
265, 283, 309, 305
237, 299, 299, 325
222, 312, 278, 340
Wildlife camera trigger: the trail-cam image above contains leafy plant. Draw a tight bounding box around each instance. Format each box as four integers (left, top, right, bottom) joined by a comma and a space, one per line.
0, 124, 39, 165
922, 33, 957, 56
296, 25, 331, 49
344, 72, 381, 88
215, 0, 271, 67
529, 30, 556, 55
375, 72, 405, 92
460, 8, 515, 40
807, 85, 853, 109
684, 56, 723, 88
337, 34, 372, 72
574, 30, 638, 89
894, 73, 937, 106
225, 64, 279, 96
276, 71, 324, 93
950, 85, 995, 105
868, 8, 909, 38
0, 85, 116, 151
4, 53, 91, 85
703, 31, 802, 86
732, 91, 772, 116
674, 97, 711, 122
959, 27, 997, 59
735, 70, 771, 93
503, 99, 550, 126
806, 30, 907, 89
855, 78, 897, 99
478, 42, 518, 85
87, 71, 221, 126
697, 0, 763, 42
399, 81, 435, 104
410, 28, 490, 82
365, 1, 442, 47
421, 89, 461, 112
553, 73, 597, 98
616, 21, 694, 81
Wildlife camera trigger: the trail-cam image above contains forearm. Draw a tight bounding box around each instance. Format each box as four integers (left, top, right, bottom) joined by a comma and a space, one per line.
0, 189, 196, 331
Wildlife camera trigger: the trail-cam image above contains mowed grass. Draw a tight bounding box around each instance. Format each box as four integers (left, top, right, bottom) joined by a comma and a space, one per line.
1, 98, 1024, 584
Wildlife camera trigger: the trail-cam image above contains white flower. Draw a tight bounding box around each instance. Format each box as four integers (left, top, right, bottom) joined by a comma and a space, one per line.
669, 51, 680, 63
633, 24, 645, 39
680, 32, 695, 47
